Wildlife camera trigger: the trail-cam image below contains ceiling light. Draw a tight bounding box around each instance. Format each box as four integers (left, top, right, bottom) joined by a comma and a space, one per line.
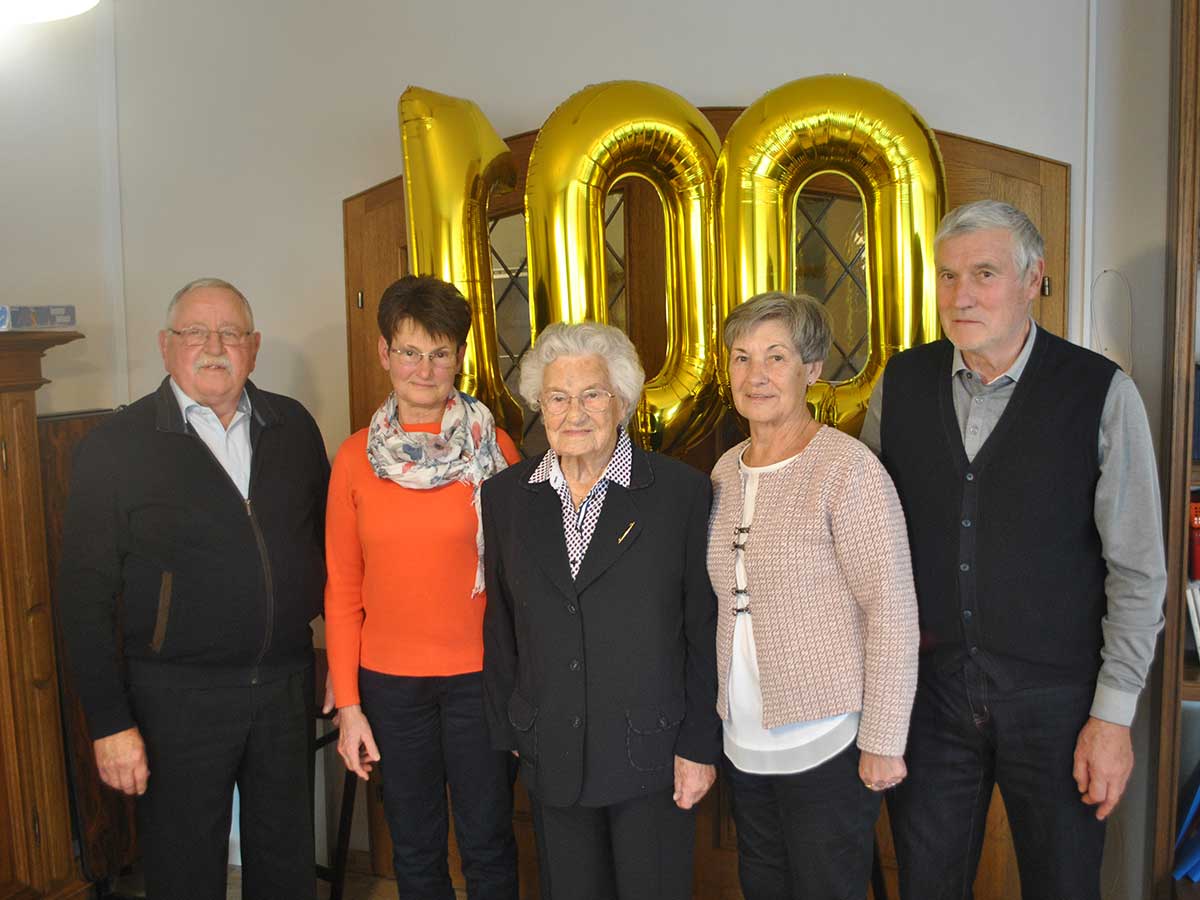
0, 0, 101, 25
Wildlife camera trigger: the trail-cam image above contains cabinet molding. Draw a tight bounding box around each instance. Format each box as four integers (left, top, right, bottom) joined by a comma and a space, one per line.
0, 332, 89, 900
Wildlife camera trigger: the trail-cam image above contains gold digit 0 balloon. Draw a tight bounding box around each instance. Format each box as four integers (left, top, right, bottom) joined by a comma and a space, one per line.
399, 86, 523, 434
524, 81, 723, 453
716, 74, 946, 432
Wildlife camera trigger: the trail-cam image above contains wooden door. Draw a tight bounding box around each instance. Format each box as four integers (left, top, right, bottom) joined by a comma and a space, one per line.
938, 131, 1070, 337
343, 175, 410, 431
342, 116, 1070, 900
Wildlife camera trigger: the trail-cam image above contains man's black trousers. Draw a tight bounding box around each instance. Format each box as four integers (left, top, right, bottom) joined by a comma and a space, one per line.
131, 667, 316, 900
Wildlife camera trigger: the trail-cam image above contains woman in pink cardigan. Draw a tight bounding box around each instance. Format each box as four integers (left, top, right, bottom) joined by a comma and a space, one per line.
708, 292, 919, 900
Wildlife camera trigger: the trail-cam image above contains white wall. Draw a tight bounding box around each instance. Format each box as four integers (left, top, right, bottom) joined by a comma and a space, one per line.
1088, 0, 1172, 895
0, 9, 119, 413
102, 0, 1095, 451
2, 0, 1174, 893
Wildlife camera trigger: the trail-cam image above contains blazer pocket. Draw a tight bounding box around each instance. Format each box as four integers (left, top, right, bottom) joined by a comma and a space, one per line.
625, 695, 686, 772
507, 689, 538, 765
149, 571, 174, 654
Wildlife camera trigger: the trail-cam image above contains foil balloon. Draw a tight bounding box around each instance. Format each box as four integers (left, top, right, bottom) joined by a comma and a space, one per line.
399, 86, 523, 435
524, 81, 723, 453
716, 74, 946, 433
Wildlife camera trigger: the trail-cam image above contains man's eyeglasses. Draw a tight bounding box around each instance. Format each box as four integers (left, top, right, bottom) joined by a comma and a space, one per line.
167, 326, 254, 347
540, 389, 615, 416
388, 347, 458, 370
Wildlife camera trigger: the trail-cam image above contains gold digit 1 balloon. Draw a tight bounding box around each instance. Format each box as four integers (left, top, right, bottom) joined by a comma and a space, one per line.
399, 86, 523, 435
524, 81, 723, 453
716, 74, 946, 433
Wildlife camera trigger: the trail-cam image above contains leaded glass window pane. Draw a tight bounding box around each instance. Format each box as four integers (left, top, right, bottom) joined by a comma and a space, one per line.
794, 183, 868, 383
489, 192, 628, 457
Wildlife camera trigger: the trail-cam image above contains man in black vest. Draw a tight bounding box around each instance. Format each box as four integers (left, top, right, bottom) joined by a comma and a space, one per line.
860, 200, 1165, 900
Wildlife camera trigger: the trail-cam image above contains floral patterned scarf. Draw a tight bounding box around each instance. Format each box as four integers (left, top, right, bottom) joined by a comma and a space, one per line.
366, 390, 509, 598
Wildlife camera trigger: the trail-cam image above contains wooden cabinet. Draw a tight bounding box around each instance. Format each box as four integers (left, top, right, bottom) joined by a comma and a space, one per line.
0, 332, 89, 900
342, 115, 1070, 900
1151, 0, 1200, 895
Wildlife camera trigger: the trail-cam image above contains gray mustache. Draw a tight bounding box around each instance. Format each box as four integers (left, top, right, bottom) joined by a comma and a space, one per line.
194, 355, 232, 373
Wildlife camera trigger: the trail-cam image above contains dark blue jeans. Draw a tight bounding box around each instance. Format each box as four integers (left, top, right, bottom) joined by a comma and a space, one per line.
359, 668, 518, 900
887, 662, 1106, 900
723, 743, 880, 899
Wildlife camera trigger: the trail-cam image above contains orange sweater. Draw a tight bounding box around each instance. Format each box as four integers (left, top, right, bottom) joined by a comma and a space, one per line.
324, 423, 520, 707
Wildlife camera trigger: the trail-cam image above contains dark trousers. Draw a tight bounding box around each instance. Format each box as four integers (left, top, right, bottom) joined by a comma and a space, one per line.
888, 663, 1106, 900
723, 743, 880, 900
530, 788, 696, 900
359, 668, 518, 900
131, 667, 316, 900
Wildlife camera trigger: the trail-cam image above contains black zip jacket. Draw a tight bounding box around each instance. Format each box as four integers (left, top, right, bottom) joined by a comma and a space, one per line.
58, 377, 330, 739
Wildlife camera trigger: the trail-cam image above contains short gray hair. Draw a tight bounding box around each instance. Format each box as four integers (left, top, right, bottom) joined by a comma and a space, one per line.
518, 322, 645, 425
935, 200, 1044, 277
723, 292, 832, 363
167, 277, 256, 330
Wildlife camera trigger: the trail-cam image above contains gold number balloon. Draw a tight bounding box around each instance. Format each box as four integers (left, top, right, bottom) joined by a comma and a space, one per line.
716, 74, 946, 432
523, 81, 723, 453
399, 86, 523, 434
396, 78, 946, 448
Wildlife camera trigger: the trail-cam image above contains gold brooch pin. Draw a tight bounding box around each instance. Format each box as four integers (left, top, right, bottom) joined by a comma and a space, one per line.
617, 521, 636, 544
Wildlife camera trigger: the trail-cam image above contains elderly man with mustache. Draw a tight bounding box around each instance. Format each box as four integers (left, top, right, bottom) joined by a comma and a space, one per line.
58, 278, 331, 900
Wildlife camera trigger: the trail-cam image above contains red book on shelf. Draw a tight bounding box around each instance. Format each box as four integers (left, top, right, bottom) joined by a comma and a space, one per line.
1191, 502, 1200, 581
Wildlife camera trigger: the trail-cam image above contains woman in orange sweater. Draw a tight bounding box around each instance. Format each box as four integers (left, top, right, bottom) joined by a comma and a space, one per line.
324, 275, 521, 900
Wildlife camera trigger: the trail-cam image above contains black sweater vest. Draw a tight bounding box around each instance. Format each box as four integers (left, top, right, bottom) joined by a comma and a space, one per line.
879, 330, 1117, 685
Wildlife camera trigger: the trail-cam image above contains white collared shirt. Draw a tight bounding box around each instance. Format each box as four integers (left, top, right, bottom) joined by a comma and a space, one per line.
169, 379, 253, 499
528, 427, 634, 579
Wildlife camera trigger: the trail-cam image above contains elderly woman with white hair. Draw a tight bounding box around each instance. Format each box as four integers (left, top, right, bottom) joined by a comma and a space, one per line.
709, 292, 920, 900
481, 322, 720, 900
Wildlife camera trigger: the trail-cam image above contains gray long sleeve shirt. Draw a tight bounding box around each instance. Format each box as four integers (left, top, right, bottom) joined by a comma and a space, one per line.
859, 322, 1166, 727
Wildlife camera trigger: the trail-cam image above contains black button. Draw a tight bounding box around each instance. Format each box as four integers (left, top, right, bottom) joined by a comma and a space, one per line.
962, 519, 972, 528
571, 716, 582, 728
566, 603, 578, 614
965, 473, 975, 481
959, 563, 970, 572
962, 609, 973, 621
658, 715, 670, 728
969, 645, 979, 655
569, 659, 581, 671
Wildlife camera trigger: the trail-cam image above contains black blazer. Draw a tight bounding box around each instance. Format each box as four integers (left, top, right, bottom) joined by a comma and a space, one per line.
481, 444, 720, 808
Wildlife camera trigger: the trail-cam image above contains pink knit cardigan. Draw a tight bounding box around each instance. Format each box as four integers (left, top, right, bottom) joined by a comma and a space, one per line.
707, 427, 920, 756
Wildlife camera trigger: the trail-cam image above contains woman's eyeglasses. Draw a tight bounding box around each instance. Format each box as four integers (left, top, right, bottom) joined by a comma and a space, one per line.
388, 347, 457, 370
540, 389, 615, 416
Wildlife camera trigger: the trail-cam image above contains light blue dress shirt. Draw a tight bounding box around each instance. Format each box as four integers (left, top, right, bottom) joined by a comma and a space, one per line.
169, 379, 253, 499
